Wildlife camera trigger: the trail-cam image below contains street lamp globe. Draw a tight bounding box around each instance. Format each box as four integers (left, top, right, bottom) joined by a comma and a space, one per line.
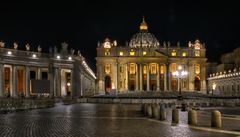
172, 65, 188, 100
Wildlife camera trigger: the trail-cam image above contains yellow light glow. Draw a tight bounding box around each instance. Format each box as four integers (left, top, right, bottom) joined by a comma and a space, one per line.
130, 51, 135, 56
171, 50, 176, 56
143, 51, 147, 55
182, 52, 186, 57
119, 51, 123, 56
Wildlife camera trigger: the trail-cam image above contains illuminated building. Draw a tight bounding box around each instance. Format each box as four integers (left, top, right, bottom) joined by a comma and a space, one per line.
0, 42, 96, 98
96, 17, 207, 94
208, 47, 240, 96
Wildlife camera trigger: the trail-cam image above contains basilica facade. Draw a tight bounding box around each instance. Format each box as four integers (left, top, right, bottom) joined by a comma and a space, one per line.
96, 18, 207, 94
0, 42, 96, 98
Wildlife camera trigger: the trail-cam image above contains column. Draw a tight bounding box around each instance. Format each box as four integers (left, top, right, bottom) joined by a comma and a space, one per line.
157, 64, 160, 91
165, 63, 171, 91
135, 63, 139, 91
164, 64, 167, 91
0, 64, 4, 97
117, 62, 119, 92
54, 68, 60, 97
70, 69, 74, 97
200, 64, 206, 93
147, 64, 150, 91
12, 65, 18, 97
125, 64, 128, 91
25, 66, 30, 97
37, 68, 41, 79
139, 64, 143, 91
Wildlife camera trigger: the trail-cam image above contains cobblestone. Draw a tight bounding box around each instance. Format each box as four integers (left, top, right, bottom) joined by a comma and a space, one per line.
0, 103, 237, 137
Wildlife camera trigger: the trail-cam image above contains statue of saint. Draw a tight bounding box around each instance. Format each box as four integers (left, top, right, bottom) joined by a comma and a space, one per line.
25, 43, 30, 51
71, 48, 75, 55
0, 41, 5, 48
13, 42, 18, 50
38, 45, 42, 52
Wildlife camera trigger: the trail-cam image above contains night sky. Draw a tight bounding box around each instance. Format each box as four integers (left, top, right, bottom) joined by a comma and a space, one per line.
1, 0, 240, 71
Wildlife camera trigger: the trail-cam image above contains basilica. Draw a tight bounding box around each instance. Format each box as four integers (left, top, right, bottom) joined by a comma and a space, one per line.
96, 18, 207, 94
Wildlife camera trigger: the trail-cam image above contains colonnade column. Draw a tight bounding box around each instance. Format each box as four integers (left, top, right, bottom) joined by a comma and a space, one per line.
0, 64, 4, 97
12, 65, 18, 97
54, 68, 61, 97
147, 64, 150, 91
37, 68, 41, 80
139, 64, 143, 91
70, 69, 74, 97
25, 66, 30, 97
157, 64, 160, 91
201, 64, 206, 93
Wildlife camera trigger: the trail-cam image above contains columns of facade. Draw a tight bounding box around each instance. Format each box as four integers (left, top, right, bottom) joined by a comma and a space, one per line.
188, 64, 194, 91
12, 65, 18, 97
37, 68, 41, 80
157, 64, 160, 91
164, 64, 167, 91
139, 64, 143, 91
200, 64, 206, 93
147, 64, 150, 91
25, 66, 30, 97
0, 64, 4, 97
136, 63, 139, 91
116, 62, 119, 93
54, 68, 61, 97
125, 64, 128, 91
70, 69, 74, 97
166, 63, 171, 91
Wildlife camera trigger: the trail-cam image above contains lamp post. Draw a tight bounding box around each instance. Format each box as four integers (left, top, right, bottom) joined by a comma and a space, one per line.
172, 65, 188, 100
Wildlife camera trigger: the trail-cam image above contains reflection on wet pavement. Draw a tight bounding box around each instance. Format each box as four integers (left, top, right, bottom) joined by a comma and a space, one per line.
0, 103, 236, 137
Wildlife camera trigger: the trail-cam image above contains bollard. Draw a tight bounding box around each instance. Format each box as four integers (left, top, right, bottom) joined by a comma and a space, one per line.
147, 104, 152, 117
160, 104, 167, 121
188, 110, 197, 126
172, 109, 179, 124
211, 110, 222, 128
152, 104, 160, 119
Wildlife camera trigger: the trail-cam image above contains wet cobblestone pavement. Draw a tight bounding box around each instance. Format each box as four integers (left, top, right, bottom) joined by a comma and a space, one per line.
0, 103, 238, 137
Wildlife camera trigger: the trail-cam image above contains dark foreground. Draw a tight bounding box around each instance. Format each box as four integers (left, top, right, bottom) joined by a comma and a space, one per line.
0, 103, 238, 137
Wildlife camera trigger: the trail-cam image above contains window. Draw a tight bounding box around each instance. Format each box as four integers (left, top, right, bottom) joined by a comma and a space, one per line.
130, 51, 135, 56
182, 52, 187, 57
143, 66, 147, 74
195, 51, 200, 57
129, 63, 136, 74
42, 72, 48, 80
171, 50, 177, 56
143, 51, 147, 56
105, 52, 110, 55
105, 64, 111, 74
150, 64, 157, 74
160, 65, 164, 74
119, 51, 123, 56
170, 63, 177, 72
195, 64, 200, 74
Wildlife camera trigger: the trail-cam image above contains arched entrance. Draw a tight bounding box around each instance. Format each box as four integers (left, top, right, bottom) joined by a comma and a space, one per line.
105, 76, 111, 94
194, 76, 201, 91
171, 79, 177, 92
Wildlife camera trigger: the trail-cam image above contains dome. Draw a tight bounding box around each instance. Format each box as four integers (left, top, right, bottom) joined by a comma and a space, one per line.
129, 17, 160, 48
